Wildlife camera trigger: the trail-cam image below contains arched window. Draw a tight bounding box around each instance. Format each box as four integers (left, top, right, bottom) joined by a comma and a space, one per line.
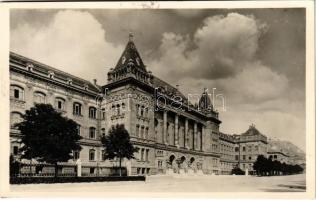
145, 108, 149, 117
55, 97, 65, 110
140, 106, 144, 116
101, 128, 106, 137
122, 103, 126, 110
136, 104, 140, 116
111, 105, 115, 115
34, 91, 46, 104
116, 104, 120, 115
10, 112, 23, 128
102, 108, 105, 120
89, 149, 95, 161
10, 85, 24, 101
89, 127, 96, 139
89, 107, 97, 119
73, 102, 82, 115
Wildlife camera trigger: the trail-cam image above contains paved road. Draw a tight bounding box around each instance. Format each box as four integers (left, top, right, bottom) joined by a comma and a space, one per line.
10, 174, 306, 193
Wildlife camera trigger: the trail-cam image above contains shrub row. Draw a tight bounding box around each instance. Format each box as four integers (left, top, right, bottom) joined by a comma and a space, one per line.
10, 176, 146, 184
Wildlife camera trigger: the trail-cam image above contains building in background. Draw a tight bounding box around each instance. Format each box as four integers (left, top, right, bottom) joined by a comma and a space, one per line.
9, 34, 300, 176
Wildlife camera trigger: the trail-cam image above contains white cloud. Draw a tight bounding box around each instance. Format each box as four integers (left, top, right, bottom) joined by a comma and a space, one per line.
150, 13, 268, 81
11, 10, 123, 85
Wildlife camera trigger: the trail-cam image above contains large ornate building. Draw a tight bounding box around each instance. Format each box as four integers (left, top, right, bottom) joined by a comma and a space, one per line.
10, 35, 270, 176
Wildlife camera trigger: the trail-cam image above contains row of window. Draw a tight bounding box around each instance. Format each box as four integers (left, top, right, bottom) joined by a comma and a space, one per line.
234, 155, 253, 161
111, 103, 126, 116
135, 125, 149, 139
76, 126, 106, 139
136, 104, 149, 118
139, 148, 150, 162
10, 85, 101, 119
220, 143, 234, 152
235, 145, 260, 152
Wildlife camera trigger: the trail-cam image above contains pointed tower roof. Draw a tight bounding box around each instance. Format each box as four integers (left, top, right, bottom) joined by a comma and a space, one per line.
199, 88, 213, 111
114, 32, 147, 72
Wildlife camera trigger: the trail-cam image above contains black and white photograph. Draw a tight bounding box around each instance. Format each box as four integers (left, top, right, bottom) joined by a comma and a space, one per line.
0, 1, 314, 199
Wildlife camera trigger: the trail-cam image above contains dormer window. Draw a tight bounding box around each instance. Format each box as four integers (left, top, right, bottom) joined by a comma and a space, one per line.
48, 71, 54, 79
67, 78, 72, 85
26, 63, 34, 71
84, 83, 88, 90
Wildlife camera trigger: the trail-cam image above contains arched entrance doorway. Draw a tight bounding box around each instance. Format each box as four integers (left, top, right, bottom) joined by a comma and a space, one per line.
179, 156, 188, 173
168, 155, 175, 168
189, 157, 196, 173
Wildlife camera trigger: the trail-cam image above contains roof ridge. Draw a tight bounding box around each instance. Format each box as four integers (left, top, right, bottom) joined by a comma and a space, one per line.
10, 51, 97, 87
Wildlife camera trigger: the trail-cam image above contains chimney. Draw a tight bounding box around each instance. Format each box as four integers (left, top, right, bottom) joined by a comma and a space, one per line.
93, 79, 97, 85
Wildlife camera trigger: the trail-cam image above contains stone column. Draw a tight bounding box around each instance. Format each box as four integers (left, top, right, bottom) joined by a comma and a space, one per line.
194, 122, 197, 150
175, 114, 179, 147
185, 118, 189, 149
163, 110, 168, 145
201, 126, 205, 151
76, 159, 82, 177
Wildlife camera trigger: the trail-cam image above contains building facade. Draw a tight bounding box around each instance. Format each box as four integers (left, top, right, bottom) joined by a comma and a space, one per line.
10, 35, 270, 176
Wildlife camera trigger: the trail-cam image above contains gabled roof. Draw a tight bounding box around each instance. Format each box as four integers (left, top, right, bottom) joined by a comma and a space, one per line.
114, 33, 146, 72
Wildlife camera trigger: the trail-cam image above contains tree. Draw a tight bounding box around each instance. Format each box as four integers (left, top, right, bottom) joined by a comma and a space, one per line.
10, 155, 20, 177
101, 124, 138, 176
17, 104, 82, 178
253, 155, 267, 176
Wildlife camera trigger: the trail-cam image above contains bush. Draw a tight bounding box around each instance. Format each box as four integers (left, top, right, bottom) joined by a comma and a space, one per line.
231, 167, 245, 175
10, 176, 146, 184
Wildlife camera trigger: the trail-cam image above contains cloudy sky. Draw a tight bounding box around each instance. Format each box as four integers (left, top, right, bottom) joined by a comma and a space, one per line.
10, 9, 306, 150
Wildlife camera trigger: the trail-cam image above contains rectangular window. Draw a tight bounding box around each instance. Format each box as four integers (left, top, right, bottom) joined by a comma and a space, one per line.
58, 101, 62, 109
145, 128, 149, 139
13, 146, 18, 155
242, 146, 246, 151
243, 155, 246, 160
89, 128, 96, 139
14, 89, 19, 99
102, 108, 105, 120
141, 149, 144, 161
89, 150, 95, 161
146, 149, 149, 162
73, 103, 82, 115
136, 125, 139, 137
73, 151, 80, 160
89, 107, 96, 119
141, 126, 144, 138
101, 150, 105, 161
77, 125, 81, 135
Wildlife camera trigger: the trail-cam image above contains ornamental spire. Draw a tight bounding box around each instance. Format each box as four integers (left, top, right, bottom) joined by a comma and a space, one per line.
129, 32, 134, 42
